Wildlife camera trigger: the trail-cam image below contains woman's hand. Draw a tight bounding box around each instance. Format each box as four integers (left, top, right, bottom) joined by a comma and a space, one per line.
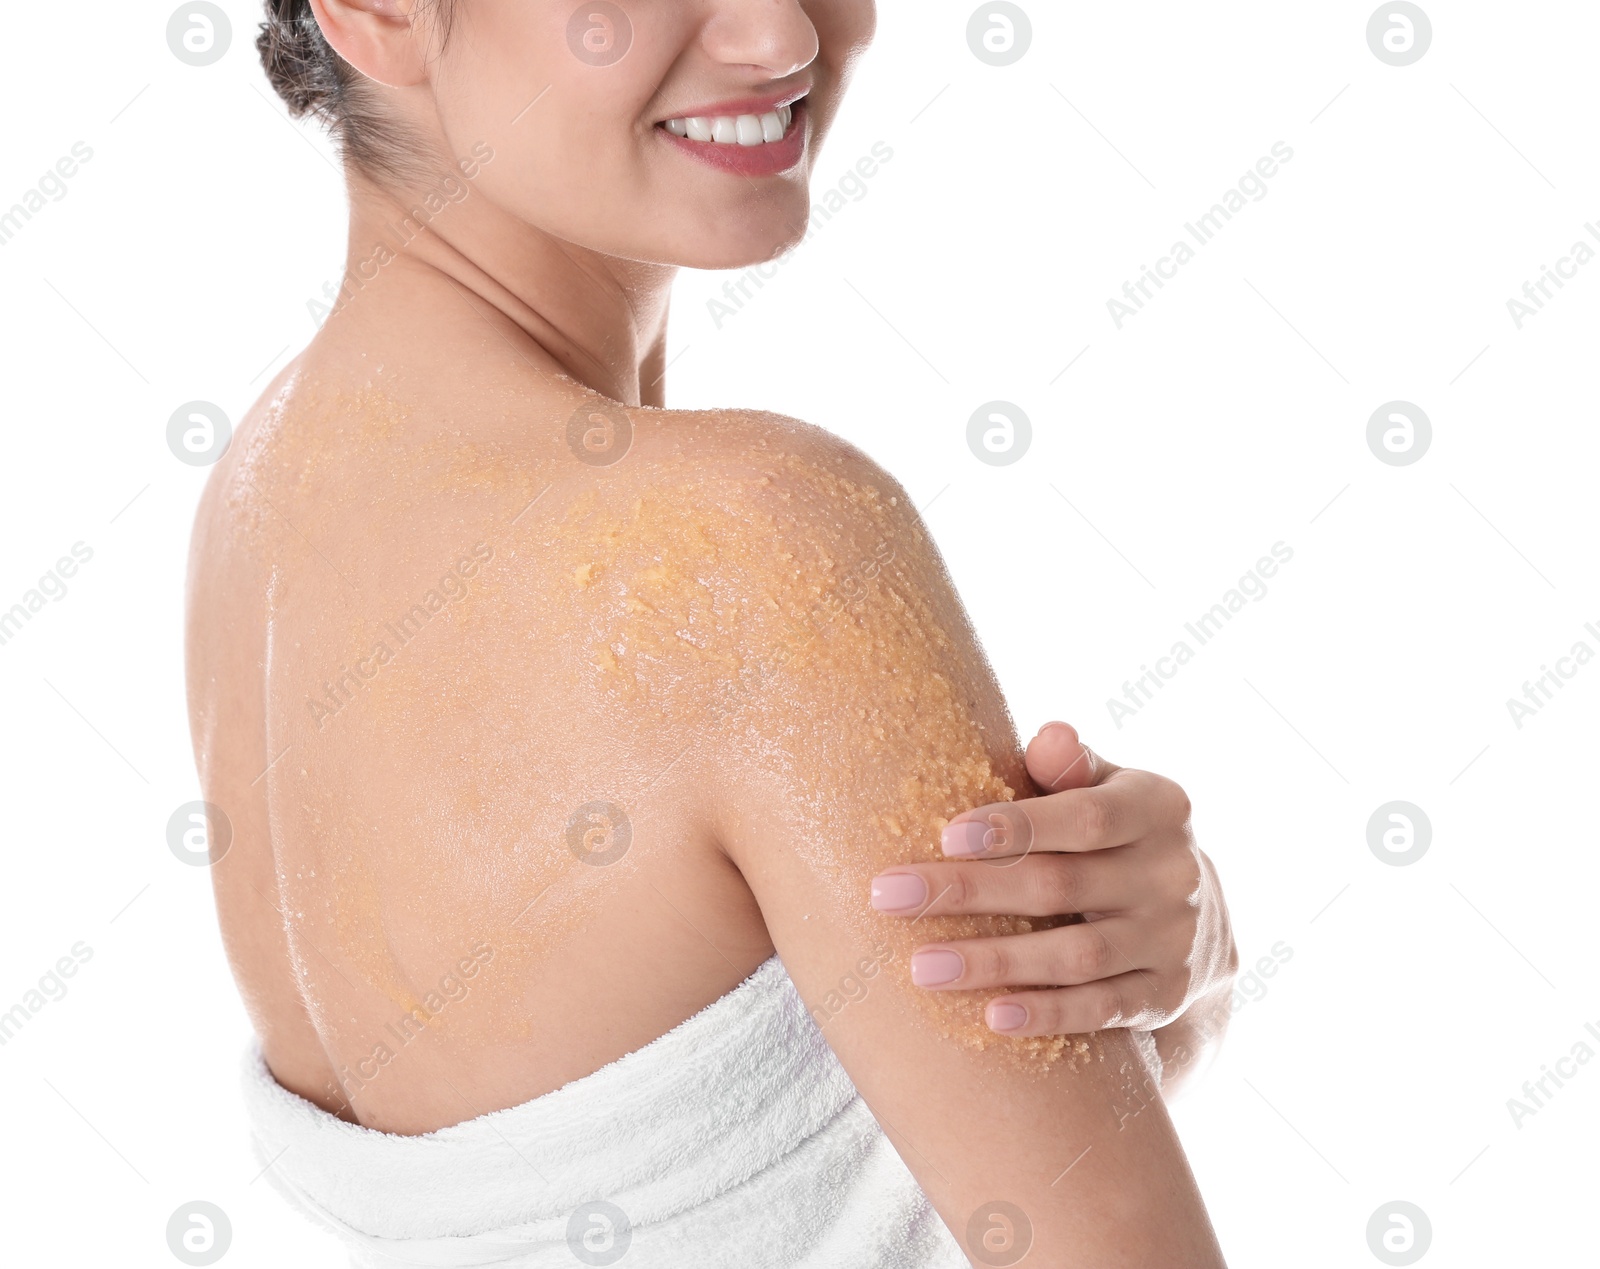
870, 722, 1238, 1091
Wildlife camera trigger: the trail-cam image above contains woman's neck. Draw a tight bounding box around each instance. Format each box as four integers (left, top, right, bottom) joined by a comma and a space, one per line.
336, 171, 677, 408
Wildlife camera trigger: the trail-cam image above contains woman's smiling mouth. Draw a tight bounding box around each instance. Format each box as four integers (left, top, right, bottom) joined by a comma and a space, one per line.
656, 92, 810, 176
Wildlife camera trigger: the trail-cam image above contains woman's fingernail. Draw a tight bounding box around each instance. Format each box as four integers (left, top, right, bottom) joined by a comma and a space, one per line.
910, 949, 965, 987
870, 872, 928, 913
987, 1002, 1028, 1032
941, 821, 990, 857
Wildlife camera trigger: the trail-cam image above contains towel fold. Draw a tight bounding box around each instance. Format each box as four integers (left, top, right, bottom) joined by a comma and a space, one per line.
242, 954, 967, 1267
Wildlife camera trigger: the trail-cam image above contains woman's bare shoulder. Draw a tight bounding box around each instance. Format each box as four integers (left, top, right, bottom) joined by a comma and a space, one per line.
579, 402, 926, 579
549, 401, 940, 697
607, 402, 896, 494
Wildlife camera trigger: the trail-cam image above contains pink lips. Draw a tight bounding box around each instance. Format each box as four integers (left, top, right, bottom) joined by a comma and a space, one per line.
656, 98, 809, 178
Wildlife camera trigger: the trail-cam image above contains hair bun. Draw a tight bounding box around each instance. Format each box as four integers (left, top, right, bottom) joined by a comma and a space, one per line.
255, 0, 456, 177
257, 0, 344, 121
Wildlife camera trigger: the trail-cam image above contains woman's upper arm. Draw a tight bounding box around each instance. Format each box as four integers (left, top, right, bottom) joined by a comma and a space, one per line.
693, 435, 1224, 1266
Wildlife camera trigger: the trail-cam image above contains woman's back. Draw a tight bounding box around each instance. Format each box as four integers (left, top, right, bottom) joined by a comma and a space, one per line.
186, 332, 784, 1134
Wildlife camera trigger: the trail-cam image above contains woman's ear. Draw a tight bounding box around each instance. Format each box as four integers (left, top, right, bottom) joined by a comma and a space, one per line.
309, 0, 429, 89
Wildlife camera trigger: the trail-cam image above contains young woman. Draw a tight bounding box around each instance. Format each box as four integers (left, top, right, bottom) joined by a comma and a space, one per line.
186, 2, 1235, 1263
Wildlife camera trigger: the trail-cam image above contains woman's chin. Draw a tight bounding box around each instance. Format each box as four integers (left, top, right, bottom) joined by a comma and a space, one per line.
667, 219, 811, 272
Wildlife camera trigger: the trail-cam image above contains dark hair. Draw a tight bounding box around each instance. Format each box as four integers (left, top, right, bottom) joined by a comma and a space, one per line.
257, 0, 455, 179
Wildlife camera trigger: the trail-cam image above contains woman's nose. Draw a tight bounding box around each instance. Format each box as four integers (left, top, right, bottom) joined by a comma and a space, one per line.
699, 0, 820, 79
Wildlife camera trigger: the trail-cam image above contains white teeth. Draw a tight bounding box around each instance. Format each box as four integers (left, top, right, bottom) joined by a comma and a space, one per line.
662, 100, 802, 144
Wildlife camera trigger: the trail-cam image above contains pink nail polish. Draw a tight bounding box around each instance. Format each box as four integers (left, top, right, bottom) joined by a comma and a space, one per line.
941, 821, 990, 857
910, 949, 964, 987
987, 1002, 1028, 1032
870, 873, 928, 912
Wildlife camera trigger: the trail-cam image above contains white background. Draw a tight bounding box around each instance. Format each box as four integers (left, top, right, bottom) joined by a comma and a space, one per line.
1, 1, 1595, 1265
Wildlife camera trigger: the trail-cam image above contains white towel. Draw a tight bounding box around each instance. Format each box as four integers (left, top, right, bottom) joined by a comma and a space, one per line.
242, 954, 968, 1267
